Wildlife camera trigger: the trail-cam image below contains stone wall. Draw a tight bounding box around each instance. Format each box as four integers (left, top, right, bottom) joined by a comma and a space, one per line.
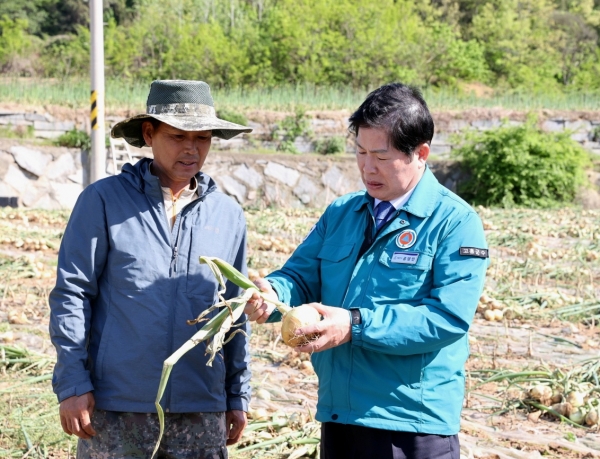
0, 111, 77, 139
0, 141, 88, 209
2, 108, 600, 158
0, 138, 466, 210
1, 106, 600, 210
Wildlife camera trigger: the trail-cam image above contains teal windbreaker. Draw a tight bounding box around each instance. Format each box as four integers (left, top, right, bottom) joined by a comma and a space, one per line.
267, 167, 489, 434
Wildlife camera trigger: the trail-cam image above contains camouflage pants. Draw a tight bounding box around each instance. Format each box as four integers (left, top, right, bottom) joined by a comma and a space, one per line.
76, 410, 228, 459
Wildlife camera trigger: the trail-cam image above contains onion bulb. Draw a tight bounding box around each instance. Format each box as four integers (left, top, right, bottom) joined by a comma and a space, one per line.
529, 384, 552, 402
569, 408, 586, 424
281, 305, 321, 347
550, 402, 573, 417
585, 408, 599, 426
566, 391, 585, 408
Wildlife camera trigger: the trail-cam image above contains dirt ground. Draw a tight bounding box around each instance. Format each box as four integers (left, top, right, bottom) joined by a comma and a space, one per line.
0, 205, 599, 458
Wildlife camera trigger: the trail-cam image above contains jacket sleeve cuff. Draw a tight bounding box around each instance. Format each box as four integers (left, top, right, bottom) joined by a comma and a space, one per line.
227, 396, 249, 412
57, 380, 95, 403
264, 279, 286, 323
351, 308, 370, 347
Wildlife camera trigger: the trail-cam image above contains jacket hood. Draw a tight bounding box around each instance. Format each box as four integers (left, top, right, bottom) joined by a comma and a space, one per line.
120, 158, 217, 199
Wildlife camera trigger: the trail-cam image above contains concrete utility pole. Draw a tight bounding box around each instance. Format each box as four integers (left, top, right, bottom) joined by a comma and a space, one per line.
90, 0, 106, 183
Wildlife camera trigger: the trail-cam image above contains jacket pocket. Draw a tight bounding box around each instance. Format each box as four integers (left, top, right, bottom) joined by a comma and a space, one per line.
317, 243, 355, 298
317, 243, 354, 263
377, 251, 433, 297
93, 313, 116, 381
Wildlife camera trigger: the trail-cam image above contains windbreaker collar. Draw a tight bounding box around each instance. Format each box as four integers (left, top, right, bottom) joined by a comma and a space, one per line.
120, 158, 217, 200
351, 165, 439, 218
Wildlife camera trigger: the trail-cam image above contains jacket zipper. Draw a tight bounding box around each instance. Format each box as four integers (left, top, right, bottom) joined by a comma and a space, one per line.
165, 196, 205, 410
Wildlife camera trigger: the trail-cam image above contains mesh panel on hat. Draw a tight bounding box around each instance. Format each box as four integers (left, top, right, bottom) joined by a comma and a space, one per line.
147, 80, 214, 107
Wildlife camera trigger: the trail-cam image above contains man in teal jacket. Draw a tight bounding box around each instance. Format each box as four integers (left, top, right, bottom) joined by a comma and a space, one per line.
246, 83, 489, 458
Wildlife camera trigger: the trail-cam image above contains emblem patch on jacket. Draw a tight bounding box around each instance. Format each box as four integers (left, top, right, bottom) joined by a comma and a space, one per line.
459, 247, 489, 258
396, 229, 417, 249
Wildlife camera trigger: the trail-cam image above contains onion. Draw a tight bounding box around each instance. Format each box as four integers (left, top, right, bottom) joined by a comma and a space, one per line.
569, 408, 586, 424
585, 408, 599, 426
550, 389, 563, 404
248, 407, 270, 420
550, 402, 573, 417
566, 391, 585, 408
529, 384, 552, 402
281, 305, 321, 347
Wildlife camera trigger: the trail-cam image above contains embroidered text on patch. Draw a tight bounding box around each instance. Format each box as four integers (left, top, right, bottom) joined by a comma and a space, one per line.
459, 247, 489, 258
391, 252, 419, 264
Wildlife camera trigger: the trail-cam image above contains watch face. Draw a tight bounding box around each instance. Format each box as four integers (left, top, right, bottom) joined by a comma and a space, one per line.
351, 309, 361, 325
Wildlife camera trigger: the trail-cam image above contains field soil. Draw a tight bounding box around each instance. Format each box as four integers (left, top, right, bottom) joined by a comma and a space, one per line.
1, 206, 599, 458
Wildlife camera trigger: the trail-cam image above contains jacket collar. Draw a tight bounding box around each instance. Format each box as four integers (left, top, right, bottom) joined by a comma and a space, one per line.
121, 158, 217, 201
352, 165, 439, 218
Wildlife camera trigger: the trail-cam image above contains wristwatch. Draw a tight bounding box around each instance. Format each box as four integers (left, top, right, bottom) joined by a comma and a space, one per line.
350, 308, 362, 325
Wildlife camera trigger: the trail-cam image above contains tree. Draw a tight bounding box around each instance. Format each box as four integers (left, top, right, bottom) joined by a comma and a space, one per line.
0, 16, 43, 75
469, 0, 562, 91
551, 12, 598, 86
0, 0, 47, 36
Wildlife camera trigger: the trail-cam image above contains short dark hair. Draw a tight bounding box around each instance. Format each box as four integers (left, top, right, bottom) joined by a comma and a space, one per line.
348, 83, 434, 157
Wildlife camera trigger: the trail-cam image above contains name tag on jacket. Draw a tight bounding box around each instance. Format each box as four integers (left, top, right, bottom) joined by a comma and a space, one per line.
391, 251, 419, 264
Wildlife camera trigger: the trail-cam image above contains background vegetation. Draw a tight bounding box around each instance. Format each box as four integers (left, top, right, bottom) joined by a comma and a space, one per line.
452, 117, 593, 208
1, 0, 600, 95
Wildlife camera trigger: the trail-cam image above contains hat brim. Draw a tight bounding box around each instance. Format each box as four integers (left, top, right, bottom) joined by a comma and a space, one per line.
111, 114, 253, 148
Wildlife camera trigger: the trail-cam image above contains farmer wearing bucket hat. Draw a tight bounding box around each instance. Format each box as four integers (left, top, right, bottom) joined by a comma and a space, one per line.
49, 80, 253, 458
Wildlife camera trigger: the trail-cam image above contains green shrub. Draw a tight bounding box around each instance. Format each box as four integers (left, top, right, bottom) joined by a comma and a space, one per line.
451, 117, 591, 208
0, 124, 34, 139
273, 109, 312, 154
313, 136, 346, 155
55, 128, 91, 151
216, 109, 248, 127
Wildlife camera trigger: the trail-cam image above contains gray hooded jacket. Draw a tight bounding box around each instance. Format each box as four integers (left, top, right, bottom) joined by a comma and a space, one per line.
49, 158, 251, 413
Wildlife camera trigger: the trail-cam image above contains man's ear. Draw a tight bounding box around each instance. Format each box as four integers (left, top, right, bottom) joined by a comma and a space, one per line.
141, 121, 154, 147
416, 143, 430, 166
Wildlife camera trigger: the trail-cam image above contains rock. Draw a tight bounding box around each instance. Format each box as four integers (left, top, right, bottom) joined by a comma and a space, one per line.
446, 119, 470, 132
10, 146, 52, 176
33, 120, 75, 131
322, 165, 347, 195
45, 152, 76, 181
0, 181, 18, 198
0, 150, 13, 177
218, 175, 247, 204
293, 138, 313, 153
50, 182, 84, 209
576, 187, 600, 210
21, 184, 46, 208
472, 119, 501, 130
3, 163, 31, 192
33, 193, 61, 210
264, 161, 300, 187
24, 113, 50, 122
542, 119, 565, 132
264, 183, 301, 207
233, 163, 263, 189
293, 176, 319, 204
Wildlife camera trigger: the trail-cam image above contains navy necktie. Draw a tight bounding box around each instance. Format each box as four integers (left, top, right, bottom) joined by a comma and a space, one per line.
374, 201, 394, 232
